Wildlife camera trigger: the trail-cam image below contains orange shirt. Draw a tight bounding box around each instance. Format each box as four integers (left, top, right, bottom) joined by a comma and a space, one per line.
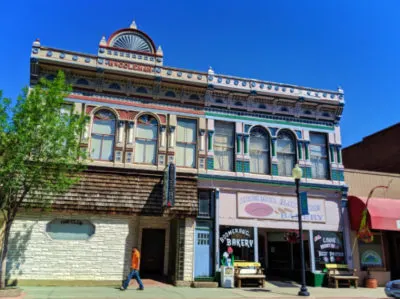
131, 250, 140, 270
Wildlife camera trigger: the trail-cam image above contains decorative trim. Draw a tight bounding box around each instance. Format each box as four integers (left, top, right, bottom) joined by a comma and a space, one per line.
269, 127, 278, 137
298, 142, 303, 160
295, 130, 302, 139
198, 174, 345, 191
331, 169, 345, 182
271, 164, 278, 176
208, 131, 214, 151
207, 157, 214, 170
300, 166, 312, 179
329, 145, 335, 163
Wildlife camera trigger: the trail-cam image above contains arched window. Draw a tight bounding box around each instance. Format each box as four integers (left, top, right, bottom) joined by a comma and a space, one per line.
249, 127, 270, 174
277, 130, 296, 176
109, 83, 121, 90
90, 110, 116, 161
136, 87, 148, 94
189, 94, 200, 100
165, 91, 176, 98
134, 115, 158, 164
77, 78, 89, 85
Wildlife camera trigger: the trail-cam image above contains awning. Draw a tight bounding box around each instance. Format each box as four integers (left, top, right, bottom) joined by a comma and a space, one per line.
348, 196, 400, 231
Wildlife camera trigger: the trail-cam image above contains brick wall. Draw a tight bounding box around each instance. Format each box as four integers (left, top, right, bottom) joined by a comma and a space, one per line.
343, 123, 400, 173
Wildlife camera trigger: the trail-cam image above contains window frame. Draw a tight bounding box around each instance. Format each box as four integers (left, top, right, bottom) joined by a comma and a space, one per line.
176, 118, 198, 168
213, 121, 235, 172
134, 114, 159, 165
249, 126, 271, 175
358, 231, 386, 270
309, 132, 330, 180
90, 110, 116, 162
276, 130, 297, 177
198, 189, 213, 218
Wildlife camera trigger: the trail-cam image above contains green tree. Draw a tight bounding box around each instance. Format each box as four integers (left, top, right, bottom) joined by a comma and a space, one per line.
0, 71, 87, 288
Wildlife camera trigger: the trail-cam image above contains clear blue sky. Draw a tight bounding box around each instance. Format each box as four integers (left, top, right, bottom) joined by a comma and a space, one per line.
1, 0, 399, 147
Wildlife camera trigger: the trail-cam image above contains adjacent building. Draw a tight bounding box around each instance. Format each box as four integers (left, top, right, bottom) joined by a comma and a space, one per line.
343, 124, 400, 286
7, 22, 349, 286
343, 123, 400, 174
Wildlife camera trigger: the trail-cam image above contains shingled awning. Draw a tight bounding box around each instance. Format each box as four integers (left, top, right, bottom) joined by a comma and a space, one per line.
27, 167, 198, 217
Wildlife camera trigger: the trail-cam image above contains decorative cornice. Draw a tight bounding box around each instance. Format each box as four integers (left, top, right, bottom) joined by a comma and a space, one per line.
31, 45, 345, 105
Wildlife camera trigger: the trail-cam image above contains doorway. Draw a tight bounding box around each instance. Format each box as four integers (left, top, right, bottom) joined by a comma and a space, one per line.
141, 229, 166, 277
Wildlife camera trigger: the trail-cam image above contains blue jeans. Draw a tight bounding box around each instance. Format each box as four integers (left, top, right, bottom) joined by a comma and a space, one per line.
123, 269, 144, 289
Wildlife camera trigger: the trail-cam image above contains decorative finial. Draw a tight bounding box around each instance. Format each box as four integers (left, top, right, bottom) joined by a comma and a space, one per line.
156, 45, 163, 56
208, 66, 214, 75
130, 21, 137, 29
33, 38, 41, 47
337, 85, 344, 93
99, 36, 107, 46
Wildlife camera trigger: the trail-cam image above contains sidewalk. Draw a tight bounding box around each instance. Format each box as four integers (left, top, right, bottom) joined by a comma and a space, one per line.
19, 282, 389, 299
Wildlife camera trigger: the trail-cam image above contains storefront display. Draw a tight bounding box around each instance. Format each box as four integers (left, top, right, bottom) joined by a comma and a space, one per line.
219, 226, 254, 261
313, 231, 345, 270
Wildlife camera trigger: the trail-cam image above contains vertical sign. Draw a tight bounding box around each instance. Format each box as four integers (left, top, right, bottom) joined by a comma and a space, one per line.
163, 163, 176, 207
300, 192, 309, 215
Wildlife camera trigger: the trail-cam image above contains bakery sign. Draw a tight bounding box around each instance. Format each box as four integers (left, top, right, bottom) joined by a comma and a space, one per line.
237, 193, 326, 223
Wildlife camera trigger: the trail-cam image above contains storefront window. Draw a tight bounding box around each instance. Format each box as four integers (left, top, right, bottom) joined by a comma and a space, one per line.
313, 231, 345, 270
359, 232, 385, 270
219, 226, 254, 261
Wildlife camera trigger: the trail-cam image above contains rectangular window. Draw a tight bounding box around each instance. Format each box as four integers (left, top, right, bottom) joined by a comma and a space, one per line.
359, 232, 385, 270
309, 132, 329, 179
198, 190, 212, 217
214, 121, 234, 171
176, 118, 197, 167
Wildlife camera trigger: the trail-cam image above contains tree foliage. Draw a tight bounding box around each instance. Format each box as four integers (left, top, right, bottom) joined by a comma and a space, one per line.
0, 71, 87, 288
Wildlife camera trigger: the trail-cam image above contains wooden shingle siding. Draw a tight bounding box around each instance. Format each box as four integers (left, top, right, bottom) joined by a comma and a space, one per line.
26, 167, 198, 216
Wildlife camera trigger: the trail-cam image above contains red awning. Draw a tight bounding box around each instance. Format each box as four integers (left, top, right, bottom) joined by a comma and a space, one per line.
348, 196, 400, 231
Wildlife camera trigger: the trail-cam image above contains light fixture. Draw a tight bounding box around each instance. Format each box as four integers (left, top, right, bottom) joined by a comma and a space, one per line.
292, 164, 303, 180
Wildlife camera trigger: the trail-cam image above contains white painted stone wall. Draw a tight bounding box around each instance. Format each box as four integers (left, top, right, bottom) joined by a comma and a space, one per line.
7, 213, 194, 282
183, 218, 195, 281
7, 213, 134, 281
137, 216, 170, 276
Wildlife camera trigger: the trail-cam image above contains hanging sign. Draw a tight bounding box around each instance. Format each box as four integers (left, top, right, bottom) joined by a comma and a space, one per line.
300, 192, 309, 215
237, 193, 325, 223
163, 163, 176, 207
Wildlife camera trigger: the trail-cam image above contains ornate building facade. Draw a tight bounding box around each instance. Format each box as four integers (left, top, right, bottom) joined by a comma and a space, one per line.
7, 22, 349, 286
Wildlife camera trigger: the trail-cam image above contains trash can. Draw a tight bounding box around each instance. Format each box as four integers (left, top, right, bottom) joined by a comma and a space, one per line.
220, 266, 234, 288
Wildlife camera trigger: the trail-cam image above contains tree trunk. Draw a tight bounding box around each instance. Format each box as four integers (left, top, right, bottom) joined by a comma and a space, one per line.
0, 219, 13, 289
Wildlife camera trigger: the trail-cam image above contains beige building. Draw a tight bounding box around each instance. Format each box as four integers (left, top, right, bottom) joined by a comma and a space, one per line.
345, 169, 400, 286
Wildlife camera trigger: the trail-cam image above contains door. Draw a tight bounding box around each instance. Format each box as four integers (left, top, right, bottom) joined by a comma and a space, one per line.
141, 229, 165, 276
194, 222, 213, 278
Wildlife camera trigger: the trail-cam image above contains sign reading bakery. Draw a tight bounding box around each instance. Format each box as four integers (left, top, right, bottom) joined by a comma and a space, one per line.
237, 193, 326, 223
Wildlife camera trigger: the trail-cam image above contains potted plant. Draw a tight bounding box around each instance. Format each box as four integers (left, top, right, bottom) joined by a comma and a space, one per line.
365, 269, 378, 288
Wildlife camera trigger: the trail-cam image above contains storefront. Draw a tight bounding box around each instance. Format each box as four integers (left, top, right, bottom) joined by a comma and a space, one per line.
344, 169, 400, 286
203, 177, 350, 286
348, 195, 400, 286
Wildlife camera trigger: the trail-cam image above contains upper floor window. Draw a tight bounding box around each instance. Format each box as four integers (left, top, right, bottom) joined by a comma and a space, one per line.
135, 115, 158, 165
277, 130, 296, 176
90, 110, 116, 161
176, 118, 197, 168
310, 132, 329, 179
198, 190, 212, 218
214, 121, 234, 171
250, 126, 270, 174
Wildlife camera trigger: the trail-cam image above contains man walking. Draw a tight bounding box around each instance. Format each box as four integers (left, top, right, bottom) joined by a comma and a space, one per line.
120, 247, 144, 291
